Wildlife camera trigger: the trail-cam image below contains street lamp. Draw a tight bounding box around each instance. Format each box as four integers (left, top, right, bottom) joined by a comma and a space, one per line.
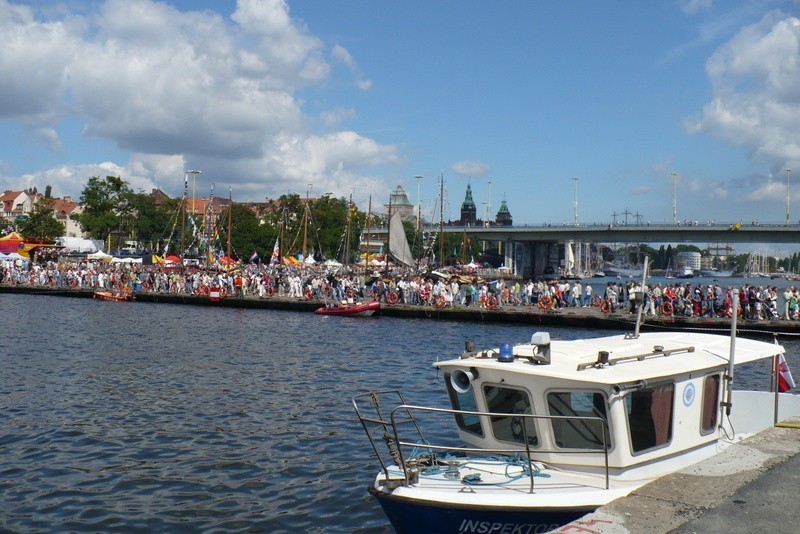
486, 180, 492, 225
786, 168, 791, 226
572, 176, 579, 226
672, 172, 677, 225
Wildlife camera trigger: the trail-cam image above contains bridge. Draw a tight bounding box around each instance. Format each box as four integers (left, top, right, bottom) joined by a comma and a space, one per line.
362, 222, 800, 277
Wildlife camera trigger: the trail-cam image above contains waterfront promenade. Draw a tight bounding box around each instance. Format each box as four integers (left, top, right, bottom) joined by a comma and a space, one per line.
5, 283, 800, 336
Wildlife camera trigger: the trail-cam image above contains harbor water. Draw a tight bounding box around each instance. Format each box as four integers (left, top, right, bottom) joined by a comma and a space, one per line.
0, 293, 797, 532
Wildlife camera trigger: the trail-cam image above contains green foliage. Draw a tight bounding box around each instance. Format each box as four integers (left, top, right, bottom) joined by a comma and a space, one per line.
18, 198, 64, 241
127, 192, 175, 251
73, 176, 133, 242
219, 203, 272, 260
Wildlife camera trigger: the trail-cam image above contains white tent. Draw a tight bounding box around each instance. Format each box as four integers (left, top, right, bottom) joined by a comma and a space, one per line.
5, 252, 25, 260
87, 251, 113, 261
112, 257, 143, 263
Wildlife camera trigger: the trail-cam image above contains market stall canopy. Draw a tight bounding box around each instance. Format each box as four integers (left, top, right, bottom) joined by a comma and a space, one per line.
218, 256, 236, 265
165, 255, 181, 263
0, 232, 23, 253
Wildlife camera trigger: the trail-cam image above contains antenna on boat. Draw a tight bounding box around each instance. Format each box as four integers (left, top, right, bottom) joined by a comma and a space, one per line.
630, 255, 650, 338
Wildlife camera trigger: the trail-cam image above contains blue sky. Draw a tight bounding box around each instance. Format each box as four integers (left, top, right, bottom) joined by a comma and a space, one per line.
2, 0, 800, 227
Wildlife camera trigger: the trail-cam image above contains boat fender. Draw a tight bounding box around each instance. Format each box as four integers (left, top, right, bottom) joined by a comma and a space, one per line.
450, 368, 478, 394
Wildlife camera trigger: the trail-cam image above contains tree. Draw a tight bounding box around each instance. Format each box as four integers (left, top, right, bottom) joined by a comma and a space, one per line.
18, 197, 65, 242
127, 192, 175, 252
73, 175, 133, 243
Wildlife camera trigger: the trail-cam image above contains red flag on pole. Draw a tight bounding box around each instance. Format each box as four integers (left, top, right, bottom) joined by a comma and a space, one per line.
777, 353, 795, 392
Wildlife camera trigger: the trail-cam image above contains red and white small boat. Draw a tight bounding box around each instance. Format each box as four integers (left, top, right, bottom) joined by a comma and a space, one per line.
315, 301, 380, 317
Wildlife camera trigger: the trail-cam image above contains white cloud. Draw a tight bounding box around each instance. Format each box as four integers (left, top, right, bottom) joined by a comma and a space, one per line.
688, 12, 800, 167
331, 44, 372, 90
452, 160, 490, 177
680, 0, 713, 15
0, 0, 394, 203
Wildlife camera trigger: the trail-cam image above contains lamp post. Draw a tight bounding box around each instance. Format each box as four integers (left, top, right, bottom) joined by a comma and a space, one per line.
786, 168, 791, 226
485, 180, 492, 227
573, 176, 579, 226
671, 172, 677, 225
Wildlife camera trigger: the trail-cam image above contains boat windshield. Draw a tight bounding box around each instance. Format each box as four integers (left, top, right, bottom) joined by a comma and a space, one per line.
445, 377, 483, 437
547, 391, 609, 450
483, 384, 538, 446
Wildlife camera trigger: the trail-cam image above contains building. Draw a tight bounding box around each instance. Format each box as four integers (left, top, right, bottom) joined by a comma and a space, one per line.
384, 185, 416, 223
459, 183, 478, 225
676, 251, 702, 270
495, 199, 512, 226
51, 197, 84, 237
0, 190, 33, 223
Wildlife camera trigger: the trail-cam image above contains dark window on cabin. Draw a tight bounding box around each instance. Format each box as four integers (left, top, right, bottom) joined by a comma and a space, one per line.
547, 391, 610, 450
445, 374, 483, 436
483, 385, 538, 446
625, 383, 674, 454
701, 374, 720, 434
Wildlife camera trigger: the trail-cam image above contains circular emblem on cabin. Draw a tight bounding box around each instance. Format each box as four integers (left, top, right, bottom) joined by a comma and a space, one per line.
683, 383, 696, 407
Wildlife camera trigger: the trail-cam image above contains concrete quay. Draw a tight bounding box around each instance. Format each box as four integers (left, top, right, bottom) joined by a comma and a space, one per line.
554, 417, 800, 534
3, 284, 800, 336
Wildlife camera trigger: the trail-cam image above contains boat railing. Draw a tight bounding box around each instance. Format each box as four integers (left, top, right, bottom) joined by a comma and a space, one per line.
353, 390, 610, 492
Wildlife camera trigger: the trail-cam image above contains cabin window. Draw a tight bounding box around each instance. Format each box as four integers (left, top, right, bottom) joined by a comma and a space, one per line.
483, 385, 538, 446
625, 383, 674, 454
445, 374, 483, 436
547, 391, 610, 450
701, 374, 720, 434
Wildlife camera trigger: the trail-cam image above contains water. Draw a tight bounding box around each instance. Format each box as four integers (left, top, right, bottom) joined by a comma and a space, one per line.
0, 294, 796, 532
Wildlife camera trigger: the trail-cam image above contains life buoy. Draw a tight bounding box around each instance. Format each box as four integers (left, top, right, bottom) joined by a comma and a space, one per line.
420, 288, 431, 302
725, 305, 743, 318
386, 291, 399, 304
661, 301, 674, 316
434, 294, 446, 307
591, 294, 602, 307
266, 286, 275, 297
142, 281, 152, 291
345, 289, 355, 299
600, 300, 611, 314
486, 295, 498, 309
69, 279, 78, 288
199, 285, 210, 296
304, 288, 313, 300
115, 281, 124, 290
219, 287, 228, 298
538, 295, 553, 310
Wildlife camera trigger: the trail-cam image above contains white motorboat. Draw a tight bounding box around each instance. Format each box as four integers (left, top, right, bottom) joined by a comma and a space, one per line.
354, 307, 799, 532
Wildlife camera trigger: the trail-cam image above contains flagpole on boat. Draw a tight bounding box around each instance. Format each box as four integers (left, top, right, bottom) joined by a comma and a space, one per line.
724, 289, 739, 416
632, 255, 650, 338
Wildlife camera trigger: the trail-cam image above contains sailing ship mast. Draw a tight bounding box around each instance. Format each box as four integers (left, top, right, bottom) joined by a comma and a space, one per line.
344, 192, 352, 267
364, 195, 372, 275
180, 172, 188, 264
438, 174, 444, 267
226, 187, 232, 261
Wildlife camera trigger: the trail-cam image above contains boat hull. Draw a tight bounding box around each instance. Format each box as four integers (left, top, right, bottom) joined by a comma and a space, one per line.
315, 301, 380, 317
370, 487, 589, 534
93, 291, 135, 302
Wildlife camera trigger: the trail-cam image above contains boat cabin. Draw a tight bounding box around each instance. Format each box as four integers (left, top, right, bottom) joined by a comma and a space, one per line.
436, 331, 783, 476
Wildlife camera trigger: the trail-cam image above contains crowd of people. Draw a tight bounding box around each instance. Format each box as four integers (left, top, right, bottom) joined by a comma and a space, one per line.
1, 256, 798, 320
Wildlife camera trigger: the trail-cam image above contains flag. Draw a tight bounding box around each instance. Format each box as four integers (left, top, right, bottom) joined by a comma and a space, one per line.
249, 251, 259, 263
777, 353, 795, 392
269, 238, 279, 266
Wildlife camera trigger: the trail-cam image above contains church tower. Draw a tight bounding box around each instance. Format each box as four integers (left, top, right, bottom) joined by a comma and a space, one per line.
495, 199, 512, 226
460, 183, 477, 225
